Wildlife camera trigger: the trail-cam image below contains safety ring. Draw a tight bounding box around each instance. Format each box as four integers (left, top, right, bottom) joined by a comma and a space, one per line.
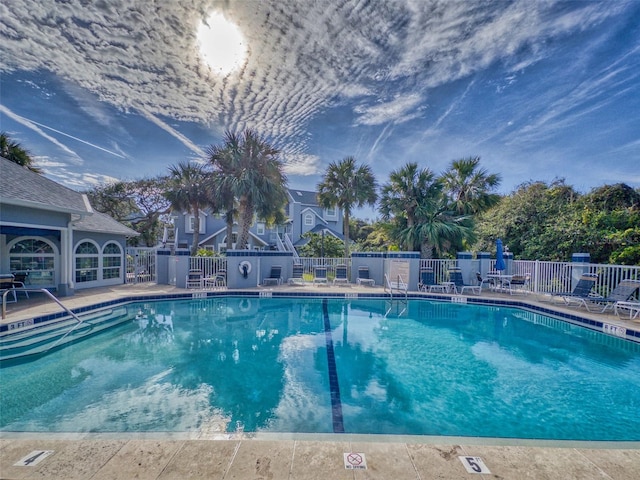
239, 260, 252, 274
239, 298, 252, 312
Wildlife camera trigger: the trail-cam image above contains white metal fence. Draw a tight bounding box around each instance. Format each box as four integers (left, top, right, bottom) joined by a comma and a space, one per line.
125, 248, 156, 284
419, 258, 640, 299
189, 257, 228, 278
178, 253, 640, 300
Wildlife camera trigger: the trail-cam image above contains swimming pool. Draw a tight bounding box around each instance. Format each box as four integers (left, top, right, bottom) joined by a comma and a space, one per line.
1, 296, 639, 441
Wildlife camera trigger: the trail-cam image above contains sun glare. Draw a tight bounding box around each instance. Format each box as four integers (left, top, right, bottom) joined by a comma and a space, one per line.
197, 12, 247, 76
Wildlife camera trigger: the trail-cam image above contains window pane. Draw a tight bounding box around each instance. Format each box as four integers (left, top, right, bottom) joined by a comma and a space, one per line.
103, 243, 121, 255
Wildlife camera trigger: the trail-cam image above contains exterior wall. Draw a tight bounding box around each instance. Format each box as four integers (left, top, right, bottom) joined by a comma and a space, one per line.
171, 190, 344, 253
0, 204, 70, 228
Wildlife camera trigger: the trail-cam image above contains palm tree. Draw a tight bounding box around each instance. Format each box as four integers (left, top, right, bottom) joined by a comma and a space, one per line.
317, 156, 378, 258
441, 156, 501, 215
380, 162, 473, 257
209, 129, 288, 250
0, 132, 42, 173
164, 162, 213, 255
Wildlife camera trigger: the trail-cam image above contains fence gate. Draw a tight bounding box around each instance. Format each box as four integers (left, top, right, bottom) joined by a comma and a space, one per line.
126, 248, 156, 284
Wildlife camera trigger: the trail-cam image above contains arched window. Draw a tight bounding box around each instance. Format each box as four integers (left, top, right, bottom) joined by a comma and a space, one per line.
9, 238, 56, 287
75, 241, 99, 283
102, 242, 122, 280
304, 213, 314, 226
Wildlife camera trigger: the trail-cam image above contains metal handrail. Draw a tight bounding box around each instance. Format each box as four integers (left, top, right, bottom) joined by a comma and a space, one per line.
2, 288, 83, 323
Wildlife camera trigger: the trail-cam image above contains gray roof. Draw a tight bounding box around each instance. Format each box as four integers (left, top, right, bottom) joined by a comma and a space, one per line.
74, 211, 139, 236
0, 157, 91, 214
288, 189, 318, 206
1, 157, 138, 237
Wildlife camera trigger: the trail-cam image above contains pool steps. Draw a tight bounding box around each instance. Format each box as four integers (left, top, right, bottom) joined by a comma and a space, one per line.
0, 307, 130, 361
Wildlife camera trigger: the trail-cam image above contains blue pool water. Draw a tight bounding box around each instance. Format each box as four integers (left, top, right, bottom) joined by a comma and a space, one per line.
1, 296, 639, 440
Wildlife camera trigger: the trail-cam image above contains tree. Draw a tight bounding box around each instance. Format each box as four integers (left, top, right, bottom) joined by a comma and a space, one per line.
298, 232, 345, 258
164, 162, 213, 255
0, 132, 42, 173
441, 156, 501, 215
86, 177, 172, 246
317, 156, 378, 259
209, 129, 288, 250
379, 162, 473, 257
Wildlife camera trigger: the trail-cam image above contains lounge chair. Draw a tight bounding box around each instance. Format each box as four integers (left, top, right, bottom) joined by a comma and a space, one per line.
449, 268, 481, 295
419, 268, 447, 293
356, 266, 375, 286
579, 279, 640, 313
333, 265, 349, 285
313, 266, 328, 285
263, 265, 283, 286
186, 269, 203, 289
551, 273, 598, 305
288, 264, 305, 285
615, 300, 640, 319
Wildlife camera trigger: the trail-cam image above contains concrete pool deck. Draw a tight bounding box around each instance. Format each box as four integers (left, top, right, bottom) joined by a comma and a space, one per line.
1, 283, 640, 479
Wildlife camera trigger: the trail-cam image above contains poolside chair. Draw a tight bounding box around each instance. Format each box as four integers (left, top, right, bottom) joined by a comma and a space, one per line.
506, 273, 531, 295
449, 268, 481, 295
262, 265, 283, 286
333, 265, 349, 286
356, 266, 375, 287
313, 266, 328, 285
288, 264, 305, 285
551, 273, 598, 306
204, 269, 226, 288
579, 279, 640, 313
185, 269, 203, 289
419, 267, 447, 293
475, 272, 495, 292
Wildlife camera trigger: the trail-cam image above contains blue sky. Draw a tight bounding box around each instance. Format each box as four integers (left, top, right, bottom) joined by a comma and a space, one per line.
1, 0, 639, 219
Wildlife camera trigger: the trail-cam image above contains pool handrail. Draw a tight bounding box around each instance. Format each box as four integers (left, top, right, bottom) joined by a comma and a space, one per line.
2, 288, 83, 324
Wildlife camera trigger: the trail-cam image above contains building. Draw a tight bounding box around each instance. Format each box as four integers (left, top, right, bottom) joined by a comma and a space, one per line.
169, 188, 344, 255
0, 157, 139, 295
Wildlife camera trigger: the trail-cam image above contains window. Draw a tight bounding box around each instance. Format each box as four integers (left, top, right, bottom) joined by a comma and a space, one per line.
187, 214, 206, 233
75, 241, 99, 283
102, 242, 122, 280
9, 238, 56, 287
325, 207, 336, 218
257, 222, 265, 235
304, 213, 314, 226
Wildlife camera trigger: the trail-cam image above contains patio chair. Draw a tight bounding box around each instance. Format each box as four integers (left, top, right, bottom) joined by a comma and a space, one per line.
449, 268, 481, 295
419, 267, 447, 293
204, 269, 226, 288
506, 273, 531, 295
186, 269, 203, 289
475, 272, 495, 292
551, 273, 598, 306
313, 266, 328, 285
579, 279, 640, 313
288, 264, 305, 285
356, 266, 375, 287
333, 265, 349, 285
263, 265, 283, 286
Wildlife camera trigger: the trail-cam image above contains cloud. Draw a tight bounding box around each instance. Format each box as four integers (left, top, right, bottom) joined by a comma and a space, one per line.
0, 0, 634, 178
0, 104, 83, 163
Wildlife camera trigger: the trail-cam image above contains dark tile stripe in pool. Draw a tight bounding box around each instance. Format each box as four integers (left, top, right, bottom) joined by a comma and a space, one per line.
322, 298, 344, 433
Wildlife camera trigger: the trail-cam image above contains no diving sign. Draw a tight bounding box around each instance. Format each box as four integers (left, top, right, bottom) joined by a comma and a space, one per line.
344, 452, 367, 470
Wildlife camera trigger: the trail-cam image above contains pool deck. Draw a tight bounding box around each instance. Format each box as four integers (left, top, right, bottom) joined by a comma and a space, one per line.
1, 283, 640, 479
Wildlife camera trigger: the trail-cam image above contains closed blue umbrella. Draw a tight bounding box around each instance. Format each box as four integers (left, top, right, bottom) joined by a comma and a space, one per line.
495, 238, 506, 271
